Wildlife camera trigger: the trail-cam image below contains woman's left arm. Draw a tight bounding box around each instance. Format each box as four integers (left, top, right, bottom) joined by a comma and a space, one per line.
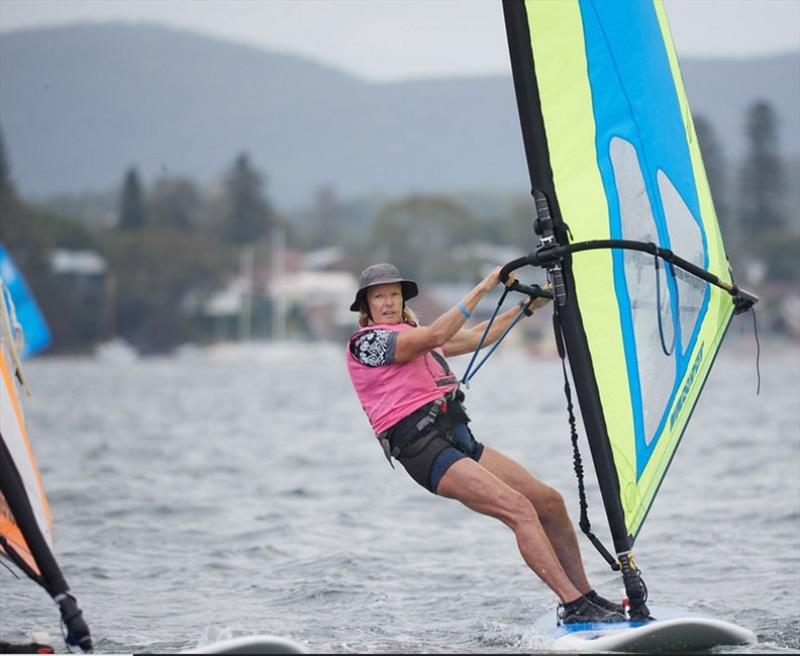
442, 294, 550, 357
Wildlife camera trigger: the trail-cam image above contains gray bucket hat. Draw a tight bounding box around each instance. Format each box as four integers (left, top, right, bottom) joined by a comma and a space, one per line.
349, 263, 419, 312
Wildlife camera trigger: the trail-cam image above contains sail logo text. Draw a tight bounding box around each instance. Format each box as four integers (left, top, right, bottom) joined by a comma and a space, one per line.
670, 343, 704, 428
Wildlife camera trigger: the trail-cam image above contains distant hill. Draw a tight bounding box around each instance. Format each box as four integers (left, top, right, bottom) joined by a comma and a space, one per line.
0, 23, 798, 208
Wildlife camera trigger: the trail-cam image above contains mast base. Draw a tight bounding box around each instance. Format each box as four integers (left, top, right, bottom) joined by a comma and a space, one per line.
619, 552, 653, 621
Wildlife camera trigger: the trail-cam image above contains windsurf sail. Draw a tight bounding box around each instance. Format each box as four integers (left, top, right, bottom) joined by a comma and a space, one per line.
0, 244, 51, 358
0, 273, 92, 651
501, 0, 757, 618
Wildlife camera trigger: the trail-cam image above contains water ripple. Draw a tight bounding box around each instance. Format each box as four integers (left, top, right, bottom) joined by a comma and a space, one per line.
0, 344, 796, 653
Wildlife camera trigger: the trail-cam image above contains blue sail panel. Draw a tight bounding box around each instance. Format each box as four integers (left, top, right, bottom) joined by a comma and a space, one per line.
505, 0, 737, 542
0, 244, 52, 357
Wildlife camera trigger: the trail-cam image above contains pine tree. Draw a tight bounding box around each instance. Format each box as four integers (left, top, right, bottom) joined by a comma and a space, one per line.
694, 114, 729, 234
0, 127, 12, 197
221, 153, 274, 245
0, 125, 53, 318
118, 167, 147, 231
738, 101, 786, 236
150, 177, 200, 232
0, 127, 14, 245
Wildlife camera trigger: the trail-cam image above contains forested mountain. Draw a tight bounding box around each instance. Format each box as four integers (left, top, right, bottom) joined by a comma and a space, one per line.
1, 24, 798, 207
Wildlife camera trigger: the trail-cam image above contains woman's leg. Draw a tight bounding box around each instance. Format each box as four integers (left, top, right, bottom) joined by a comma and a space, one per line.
477, 446, 593, 594
435, 457, 583, 603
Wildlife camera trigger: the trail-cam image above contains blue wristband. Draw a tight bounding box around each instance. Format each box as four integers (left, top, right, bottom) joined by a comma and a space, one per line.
457, 302, 472, 319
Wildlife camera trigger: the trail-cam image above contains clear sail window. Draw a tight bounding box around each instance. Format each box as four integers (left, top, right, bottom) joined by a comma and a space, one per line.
609, 136, 675, 447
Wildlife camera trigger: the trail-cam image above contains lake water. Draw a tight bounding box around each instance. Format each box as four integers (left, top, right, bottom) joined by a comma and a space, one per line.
1, 335, 798, 653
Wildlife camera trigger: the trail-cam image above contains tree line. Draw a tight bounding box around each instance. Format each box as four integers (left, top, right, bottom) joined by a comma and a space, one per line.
0, 98, 797, 354
696, 101, 798, 284
1, 143, 285, 352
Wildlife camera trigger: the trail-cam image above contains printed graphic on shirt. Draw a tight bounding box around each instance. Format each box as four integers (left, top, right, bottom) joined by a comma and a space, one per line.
351, 330, 397, 367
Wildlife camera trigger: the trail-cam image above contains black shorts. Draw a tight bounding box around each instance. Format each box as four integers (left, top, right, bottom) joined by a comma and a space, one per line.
394, 421, 484, 494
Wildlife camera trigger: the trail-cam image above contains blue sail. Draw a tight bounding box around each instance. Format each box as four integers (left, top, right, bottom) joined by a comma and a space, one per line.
0, 244, 51, 357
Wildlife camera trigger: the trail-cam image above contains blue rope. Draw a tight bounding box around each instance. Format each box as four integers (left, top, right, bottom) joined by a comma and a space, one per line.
655, 254, 675, 357
460, 288, 509, 385
462, 305, 529, 384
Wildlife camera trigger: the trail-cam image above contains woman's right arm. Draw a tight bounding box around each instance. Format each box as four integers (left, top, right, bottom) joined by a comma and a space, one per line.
393, 266, 502, 363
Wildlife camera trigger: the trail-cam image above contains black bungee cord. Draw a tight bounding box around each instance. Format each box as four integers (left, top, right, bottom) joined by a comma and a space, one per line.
654, 254, 676, 357
751, 305, 761, 396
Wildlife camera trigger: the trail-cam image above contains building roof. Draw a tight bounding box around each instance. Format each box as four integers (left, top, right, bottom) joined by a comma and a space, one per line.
50, 249, 107, 275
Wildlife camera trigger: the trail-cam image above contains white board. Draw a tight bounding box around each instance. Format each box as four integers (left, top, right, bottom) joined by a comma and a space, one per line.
537, 608, 756, 653
181, 634, 307, 654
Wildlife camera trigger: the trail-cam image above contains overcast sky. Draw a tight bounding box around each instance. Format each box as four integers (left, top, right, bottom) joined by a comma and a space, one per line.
1, 0, 799, 81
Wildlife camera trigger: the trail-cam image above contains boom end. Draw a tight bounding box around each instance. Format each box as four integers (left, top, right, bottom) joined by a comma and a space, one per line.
733, 287, 759, 315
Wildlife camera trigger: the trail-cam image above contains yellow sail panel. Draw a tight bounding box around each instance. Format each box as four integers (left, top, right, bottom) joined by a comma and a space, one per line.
522, 0, 637, 514
516, 0, 735, 542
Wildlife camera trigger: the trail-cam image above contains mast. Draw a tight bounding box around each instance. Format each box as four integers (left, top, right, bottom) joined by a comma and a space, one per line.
271, 223, 287, 341
239, 245, 254, 342
0, 275, 93, 651
502, 0, 650, 617
0, 440, 92, 651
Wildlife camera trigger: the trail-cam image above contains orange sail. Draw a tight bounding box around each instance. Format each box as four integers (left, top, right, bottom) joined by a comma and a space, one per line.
0, 267, 92, 652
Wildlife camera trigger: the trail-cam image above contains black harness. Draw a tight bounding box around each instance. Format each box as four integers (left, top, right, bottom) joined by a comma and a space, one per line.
377, 388, 470, 467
